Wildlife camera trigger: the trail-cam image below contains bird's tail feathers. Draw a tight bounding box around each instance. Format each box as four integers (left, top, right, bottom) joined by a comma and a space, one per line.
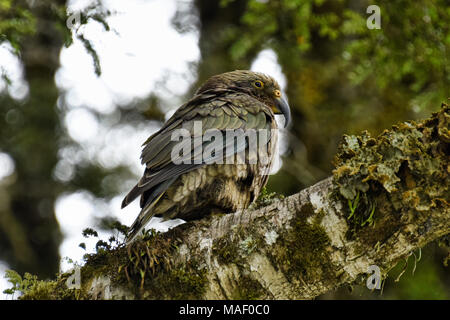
125, 191, 166, 244
121, 184, 141, 209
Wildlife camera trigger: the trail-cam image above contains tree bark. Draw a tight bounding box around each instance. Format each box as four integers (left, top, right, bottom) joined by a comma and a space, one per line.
19, 104, 449, 300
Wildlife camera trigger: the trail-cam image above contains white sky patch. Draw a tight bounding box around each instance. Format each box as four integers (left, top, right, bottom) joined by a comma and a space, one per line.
65, 108, 100, 142
108, 195, 140, 226
0, 152, 15, 181
56, 191, 112, 271
56, 120, 160, 182
0, 262, 14, 299
0, 43, 29, 100
56, 192, 98, 238
57, 0, 200, 114
109, 194, 184, 229
94, 123, 158, 174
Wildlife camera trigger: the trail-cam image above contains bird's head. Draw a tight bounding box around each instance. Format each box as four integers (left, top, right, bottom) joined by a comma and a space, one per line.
197, 70, 291, 127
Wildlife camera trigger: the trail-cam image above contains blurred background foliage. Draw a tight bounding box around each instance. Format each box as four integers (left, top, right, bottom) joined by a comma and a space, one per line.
0, 0, 448, 298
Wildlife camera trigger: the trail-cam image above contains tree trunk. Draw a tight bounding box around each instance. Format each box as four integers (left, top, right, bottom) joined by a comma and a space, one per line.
0, 0, 67, 278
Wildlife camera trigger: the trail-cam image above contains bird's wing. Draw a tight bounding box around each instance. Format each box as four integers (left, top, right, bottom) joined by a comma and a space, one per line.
122, 91, 275, 238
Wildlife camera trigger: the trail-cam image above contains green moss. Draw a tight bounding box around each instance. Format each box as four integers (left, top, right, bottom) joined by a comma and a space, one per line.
212, 223, 265, 266
93, 227, 208, 299
267, 203, 333, 282
344, 189, 379, 238
3, 270, 86, 300
231, 275, 265, 300
251, 186, 285, 210
139, 264, 207, 299
212, 236, 240, 265
239, 236, 259, 255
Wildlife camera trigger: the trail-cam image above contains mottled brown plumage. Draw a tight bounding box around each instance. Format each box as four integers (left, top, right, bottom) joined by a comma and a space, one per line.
122, 70, 290, 241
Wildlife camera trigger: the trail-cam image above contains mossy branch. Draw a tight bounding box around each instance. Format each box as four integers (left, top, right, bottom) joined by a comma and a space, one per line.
15, 104, 450, 300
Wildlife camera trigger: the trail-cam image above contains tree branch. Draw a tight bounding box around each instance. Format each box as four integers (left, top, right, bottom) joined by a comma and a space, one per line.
19, 104, 449, 300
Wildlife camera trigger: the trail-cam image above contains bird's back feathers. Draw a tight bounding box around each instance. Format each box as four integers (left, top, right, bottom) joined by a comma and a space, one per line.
122, 71, 282, 242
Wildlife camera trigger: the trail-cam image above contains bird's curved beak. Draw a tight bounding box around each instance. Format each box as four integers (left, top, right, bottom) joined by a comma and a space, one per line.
274, 96, 291, 128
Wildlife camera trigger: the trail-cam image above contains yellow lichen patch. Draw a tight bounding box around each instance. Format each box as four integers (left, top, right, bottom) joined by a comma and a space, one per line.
333, 103, 449, 239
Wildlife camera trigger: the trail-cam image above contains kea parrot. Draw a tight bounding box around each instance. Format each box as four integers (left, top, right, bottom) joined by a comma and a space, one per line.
122, 70, 290, 242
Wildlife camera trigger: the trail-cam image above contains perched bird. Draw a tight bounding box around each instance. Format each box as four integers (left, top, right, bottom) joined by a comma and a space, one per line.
122, 70, 290, 242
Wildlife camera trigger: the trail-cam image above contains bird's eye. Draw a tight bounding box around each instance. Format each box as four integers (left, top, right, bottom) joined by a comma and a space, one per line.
253, 80, 264, 89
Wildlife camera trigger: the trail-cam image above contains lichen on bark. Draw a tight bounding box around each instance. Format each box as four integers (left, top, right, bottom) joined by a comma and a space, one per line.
333, 103, 449, 241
